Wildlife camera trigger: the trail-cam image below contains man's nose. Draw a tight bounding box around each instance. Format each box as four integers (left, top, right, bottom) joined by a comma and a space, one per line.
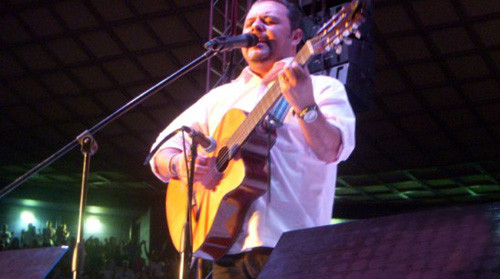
250, 19, 265, 32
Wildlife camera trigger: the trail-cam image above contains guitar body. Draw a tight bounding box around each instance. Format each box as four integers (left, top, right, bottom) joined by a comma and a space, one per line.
166, 108, 273, 260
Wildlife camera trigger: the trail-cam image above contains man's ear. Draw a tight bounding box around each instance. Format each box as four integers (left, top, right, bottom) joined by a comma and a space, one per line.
292, 28, 303, 46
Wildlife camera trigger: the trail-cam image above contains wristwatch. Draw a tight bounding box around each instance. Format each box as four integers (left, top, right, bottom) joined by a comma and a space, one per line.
298, 104, 319, 123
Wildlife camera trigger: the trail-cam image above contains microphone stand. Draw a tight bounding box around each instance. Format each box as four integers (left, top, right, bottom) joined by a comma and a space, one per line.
144, 127, 209, 279
179, 142, 198, 279
1, 49, 218, 278
72, 131, 98, 279
145, 129, 204, 279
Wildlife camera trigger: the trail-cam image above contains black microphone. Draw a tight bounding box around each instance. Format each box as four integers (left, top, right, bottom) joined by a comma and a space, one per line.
204, 33, 259, 52
181, 126, 217, 152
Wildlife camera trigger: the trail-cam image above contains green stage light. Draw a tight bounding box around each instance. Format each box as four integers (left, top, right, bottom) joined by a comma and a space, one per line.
20, 211, 36, 225
85, 216, 102, 234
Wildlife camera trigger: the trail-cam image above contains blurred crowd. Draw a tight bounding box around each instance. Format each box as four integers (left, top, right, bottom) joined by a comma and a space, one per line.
0, 221, 70, 250
0, 222, 173, 279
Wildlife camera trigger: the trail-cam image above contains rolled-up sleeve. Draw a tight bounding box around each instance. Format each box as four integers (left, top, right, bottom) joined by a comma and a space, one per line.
149, 97, 210, 182
313, 76, 356, 164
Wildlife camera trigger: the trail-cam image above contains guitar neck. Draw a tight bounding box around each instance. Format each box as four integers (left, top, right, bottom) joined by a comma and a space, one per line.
225, 41, 315, 154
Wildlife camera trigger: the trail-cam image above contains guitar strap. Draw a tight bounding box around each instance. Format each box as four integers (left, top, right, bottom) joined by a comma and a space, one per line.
263, 95, 290, 131
263, 95, 292, 202
266, 130, 272, 202
259, 59, 293, 202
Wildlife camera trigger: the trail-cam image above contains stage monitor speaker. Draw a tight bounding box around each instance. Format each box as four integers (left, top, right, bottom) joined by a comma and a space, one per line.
259, 203, 500, 279
0, 246, 68, 279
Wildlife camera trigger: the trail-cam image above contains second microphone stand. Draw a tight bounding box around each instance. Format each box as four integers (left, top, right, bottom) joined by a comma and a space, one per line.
179, 141, 199, 279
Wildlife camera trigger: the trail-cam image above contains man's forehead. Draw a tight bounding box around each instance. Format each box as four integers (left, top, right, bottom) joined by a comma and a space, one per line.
245, 1, 288, 20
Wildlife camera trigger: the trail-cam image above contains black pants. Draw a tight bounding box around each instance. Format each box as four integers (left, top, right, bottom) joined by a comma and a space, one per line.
212, 247, 273, 279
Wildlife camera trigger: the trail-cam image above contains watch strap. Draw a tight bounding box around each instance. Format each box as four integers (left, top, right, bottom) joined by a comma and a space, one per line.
298, 104, 318, 119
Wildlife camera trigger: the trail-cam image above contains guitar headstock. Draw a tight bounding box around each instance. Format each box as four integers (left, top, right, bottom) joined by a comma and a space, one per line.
309, 0, 366, 55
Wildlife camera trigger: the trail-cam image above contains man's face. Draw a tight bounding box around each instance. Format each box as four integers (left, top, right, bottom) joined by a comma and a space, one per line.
241, 1, 301, 66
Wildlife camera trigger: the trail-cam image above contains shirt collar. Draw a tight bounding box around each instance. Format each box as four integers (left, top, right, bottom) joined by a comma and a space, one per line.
236, 57, 294, 85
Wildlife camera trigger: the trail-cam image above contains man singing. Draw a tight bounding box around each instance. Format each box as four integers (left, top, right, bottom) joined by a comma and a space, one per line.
149, 1, 356, 278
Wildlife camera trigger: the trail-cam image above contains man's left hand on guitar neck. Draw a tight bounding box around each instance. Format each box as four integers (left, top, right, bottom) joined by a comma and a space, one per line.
278, 61, 315, 113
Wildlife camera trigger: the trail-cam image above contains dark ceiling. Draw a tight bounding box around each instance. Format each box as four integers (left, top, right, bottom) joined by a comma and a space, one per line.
1, 0, 500, 218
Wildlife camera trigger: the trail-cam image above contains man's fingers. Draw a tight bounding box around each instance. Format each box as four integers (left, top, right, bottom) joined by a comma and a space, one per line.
278, 72, 289, 90
283, 66, 294, 81
196, 154, 209, 165
281, 62, 308, 85
194, 165, 209, 175
290, 62, 308, 80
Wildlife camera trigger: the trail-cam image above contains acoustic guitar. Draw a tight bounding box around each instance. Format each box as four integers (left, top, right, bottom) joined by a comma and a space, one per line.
166, 0, 366, 260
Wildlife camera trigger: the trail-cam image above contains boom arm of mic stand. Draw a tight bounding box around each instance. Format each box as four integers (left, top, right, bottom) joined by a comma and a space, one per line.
0, 49, 218, 200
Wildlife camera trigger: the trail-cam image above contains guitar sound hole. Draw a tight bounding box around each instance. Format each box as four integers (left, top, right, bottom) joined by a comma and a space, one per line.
215, 146, 230, 173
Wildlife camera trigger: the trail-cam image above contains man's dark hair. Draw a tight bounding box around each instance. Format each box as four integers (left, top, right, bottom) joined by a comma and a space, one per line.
254, 0, 303, 31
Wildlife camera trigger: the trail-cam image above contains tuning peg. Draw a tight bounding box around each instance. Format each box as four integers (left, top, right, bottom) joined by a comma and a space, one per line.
343, 30, 350, 37
344, 38, 353, 46
335, 45, 342, 54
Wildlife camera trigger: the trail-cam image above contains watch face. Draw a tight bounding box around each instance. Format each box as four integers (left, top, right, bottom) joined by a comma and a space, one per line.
303, 109, 318, 123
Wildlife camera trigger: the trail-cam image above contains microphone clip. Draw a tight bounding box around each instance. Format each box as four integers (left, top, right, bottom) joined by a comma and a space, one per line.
181, 126, 217, 153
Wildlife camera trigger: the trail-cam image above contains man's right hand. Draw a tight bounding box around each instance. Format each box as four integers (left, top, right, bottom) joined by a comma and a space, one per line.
172, 152, 210, 184
154, 146, 211, 183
